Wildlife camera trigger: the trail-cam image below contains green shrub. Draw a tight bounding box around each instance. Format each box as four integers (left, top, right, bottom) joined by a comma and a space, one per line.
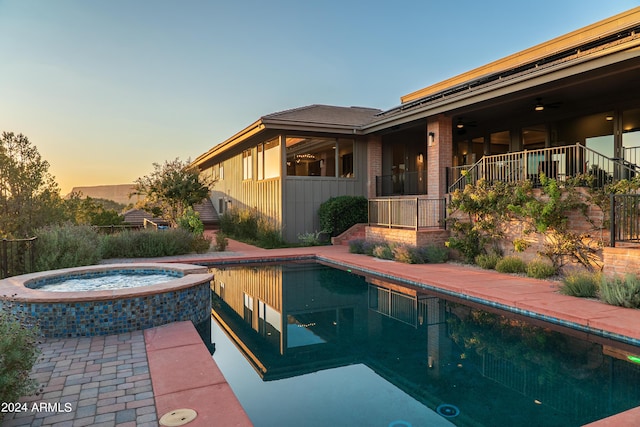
446, 225, 483, 264
100, 228, 193, 258
372, 243, 394, 260
392, 245, 414, 263
298, 230, 326, 247
34, 224, 102, 271
190, 234, 211, 253
318, 196, 368, 237
600, 275, 640, 308
559, 272, 599, 298
214, 232, 229, 251
495, 256, 527, 274
256, 218, 287, 249
413, 245, 450, 264
177, 206, 204, 235
475, 253, 502, 270
348, 239, 366, 254
219, 207, 258, 240
0, 306, 41, 409
526, 260, 557, 279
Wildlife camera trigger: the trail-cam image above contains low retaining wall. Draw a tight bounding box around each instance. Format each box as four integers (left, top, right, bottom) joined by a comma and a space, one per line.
365, 226, 449, 247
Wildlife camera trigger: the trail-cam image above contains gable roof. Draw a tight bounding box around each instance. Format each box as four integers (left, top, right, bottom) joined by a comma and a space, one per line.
193, 104, 381, 169
263, 104, 381, 127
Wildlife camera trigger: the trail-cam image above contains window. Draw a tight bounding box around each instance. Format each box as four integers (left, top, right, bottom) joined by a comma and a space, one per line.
219, 163, 224, 180
242, 149, 252, 180
258, 138, 280, 180
285, 136, 355, 178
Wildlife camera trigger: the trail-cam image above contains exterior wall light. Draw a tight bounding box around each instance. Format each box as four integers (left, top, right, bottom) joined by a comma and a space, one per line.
428, 132, 435, 146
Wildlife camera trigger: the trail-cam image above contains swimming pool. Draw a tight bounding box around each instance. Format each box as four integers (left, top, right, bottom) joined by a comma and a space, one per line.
208, 261, 640, 427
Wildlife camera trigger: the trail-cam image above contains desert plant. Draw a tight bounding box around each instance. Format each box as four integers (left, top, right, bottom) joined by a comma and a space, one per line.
348, 239, 366, 254
214, 232, 229, 251
599, 275, 640, 308
33, 224, 102, 271
0, 303, 41, 409
298, 230, 327, 247
495, 256, 527, 274
526, 260, 557, 279
559, 272, 599, 298
372, 243, 393, 260
392, 245, 414, 263
475, 253, 502, 270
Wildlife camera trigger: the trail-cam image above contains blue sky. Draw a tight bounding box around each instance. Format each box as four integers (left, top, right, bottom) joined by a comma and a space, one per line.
0, 1, 637, 194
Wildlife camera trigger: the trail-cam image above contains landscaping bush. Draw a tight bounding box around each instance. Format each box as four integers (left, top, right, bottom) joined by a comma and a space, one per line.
0, 306, 41, 410
256, 218, 287, 248
297, 230, 327, 247
413, 245, 450, 264
100, 228, 193, 258
392, 245, 414, 263
318, 196, 367, 237
214, 232, 229, 251
475, 253, 502, 270
600, 275, 640, 308
348, 239, 366, 254
372, 243, 394, 260
33, 224, 102, 271
559, 272, 599, 298
495, 256, 527, 274
177, 206, 205, 235
526, 260, 557, 279
190, 234, 212, 253
219, 207, 258, 240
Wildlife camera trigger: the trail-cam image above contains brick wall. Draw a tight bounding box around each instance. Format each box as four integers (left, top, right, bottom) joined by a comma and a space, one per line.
366, 136, 382, 198
365, 226, 450, 247
602, 246, 640, 279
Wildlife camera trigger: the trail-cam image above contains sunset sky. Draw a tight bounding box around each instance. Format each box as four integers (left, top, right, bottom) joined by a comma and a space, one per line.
0, 1, 637, 194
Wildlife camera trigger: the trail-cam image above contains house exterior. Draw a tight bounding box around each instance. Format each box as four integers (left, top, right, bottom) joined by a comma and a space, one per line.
193, 7, 640, 243
192, 105, 382, 242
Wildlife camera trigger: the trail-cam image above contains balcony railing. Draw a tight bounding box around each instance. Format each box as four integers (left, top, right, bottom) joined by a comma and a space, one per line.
610, 194, 640, 247
368, 197, 446, 230
376, 171, 427, 197
448, 144, 638, 193
1, 237, 36, 279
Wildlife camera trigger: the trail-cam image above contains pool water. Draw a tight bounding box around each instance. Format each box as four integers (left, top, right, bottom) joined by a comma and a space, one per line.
209, 262, 640, 427
34, 272, 177, 291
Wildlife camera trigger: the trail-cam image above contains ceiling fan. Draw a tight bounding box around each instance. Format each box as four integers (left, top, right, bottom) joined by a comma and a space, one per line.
534, 97, 562, 111
455, 118, 477, 135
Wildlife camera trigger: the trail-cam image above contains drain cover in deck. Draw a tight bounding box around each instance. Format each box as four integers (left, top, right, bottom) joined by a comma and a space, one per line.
160, 408, 198, 426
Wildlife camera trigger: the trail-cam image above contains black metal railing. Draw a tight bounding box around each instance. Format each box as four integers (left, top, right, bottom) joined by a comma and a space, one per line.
1, 237, 36, 279
375, 171, 428, 197
610, 194, 640, 247
368, 197, 446, 230
448, 144, 638, 193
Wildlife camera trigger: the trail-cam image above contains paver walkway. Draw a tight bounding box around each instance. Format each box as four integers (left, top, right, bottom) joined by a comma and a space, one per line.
1, 331, 157, 427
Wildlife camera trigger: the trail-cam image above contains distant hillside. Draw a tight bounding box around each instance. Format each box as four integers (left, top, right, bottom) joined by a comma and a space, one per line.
67, 184, 142, 205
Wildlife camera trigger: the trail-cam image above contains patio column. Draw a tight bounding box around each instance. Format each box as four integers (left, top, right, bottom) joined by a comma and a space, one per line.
427, 115, 453, 198
366, 135, 382, 198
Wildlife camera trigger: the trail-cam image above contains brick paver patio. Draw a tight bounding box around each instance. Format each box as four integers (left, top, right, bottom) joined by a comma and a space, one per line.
1, 331, 157, 427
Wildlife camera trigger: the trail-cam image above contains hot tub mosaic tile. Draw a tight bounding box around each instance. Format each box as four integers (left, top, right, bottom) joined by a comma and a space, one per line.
2, 282, 210, 338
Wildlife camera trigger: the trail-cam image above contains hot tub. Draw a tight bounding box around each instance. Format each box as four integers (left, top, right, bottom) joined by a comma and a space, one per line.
0, 263, 212, 338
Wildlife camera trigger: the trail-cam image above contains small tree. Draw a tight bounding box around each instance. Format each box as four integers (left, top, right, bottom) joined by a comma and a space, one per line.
132, 158, 211, 226
0, 132, 65, 237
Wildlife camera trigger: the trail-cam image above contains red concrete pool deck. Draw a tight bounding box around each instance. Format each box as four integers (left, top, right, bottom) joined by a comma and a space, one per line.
144, 321, 252, 427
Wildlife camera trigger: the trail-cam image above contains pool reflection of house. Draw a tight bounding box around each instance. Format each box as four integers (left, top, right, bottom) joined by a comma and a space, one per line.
193, 8, 640, 244
210, 263, 640, 423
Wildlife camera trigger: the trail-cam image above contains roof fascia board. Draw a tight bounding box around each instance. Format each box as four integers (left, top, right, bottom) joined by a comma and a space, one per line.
261, 118, 361, 135
192, 119, 265, 167
363, 45, 640, 133
401, 7, 640, 104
